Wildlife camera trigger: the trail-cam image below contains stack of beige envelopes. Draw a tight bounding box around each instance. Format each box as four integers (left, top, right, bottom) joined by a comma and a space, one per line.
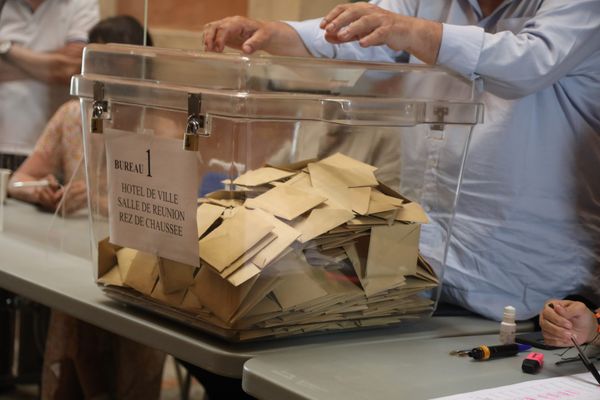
97, 153, 439, 341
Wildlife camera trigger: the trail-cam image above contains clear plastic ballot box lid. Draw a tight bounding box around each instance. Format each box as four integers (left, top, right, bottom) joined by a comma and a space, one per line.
71, 44, 483, 341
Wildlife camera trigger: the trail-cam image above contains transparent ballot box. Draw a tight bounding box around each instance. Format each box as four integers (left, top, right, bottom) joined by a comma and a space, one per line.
71, 44, 483, 341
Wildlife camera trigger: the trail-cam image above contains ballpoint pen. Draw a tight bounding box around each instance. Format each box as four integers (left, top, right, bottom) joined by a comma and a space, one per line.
571, 336, 600, 385
10, 179, 51, 188
555, 355, 600, 366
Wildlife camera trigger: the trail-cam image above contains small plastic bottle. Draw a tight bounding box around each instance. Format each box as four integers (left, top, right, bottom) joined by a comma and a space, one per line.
499, 305, 516, 344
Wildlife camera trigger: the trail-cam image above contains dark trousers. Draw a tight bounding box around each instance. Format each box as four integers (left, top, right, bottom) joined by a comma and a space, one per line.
0, 154, 27, 171
0, 290, 49, 391
180, 360, 255, 400
1, 153, 46, 392
0, 290, 14, 390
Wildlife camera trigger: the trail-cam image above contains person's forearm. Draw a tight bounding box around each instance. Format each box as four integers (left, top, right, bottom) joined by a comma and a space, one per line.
254, 21, 311, 57
0, 60, 29, 82
437, 0, 600, 99
4, 45, 82, 85
404, 18, 442, 65
54, 42, 86, 58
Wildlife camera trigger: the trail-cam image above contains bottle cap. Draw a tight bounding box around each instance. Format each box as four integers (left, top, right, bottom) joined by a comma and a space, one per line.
503, 305, 516, 322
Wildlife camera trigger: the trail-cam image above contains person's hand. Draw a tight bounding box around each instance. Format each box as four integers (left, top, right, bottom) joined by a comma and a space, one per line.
54, 42, 85, 59
321, 3, 407, 48
203, 17, 310, 57
539, 300, 597, 346
58, 180, 87, 216
5, 45, 81, 85
203, 16, 273, 54
319, 3, 441, 64
34, 174, 63, 212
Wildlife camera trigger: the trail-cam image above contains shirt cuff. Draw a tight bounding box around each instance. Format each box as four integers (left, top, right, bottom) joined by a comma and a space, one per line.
437, 23, 485, 80
283, 19, 335, 58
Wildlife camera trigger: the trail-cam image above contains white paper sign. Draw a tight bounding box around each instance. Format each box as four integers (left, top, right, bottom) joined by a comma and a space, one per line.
105, 130, 199, 267
432, 372, 600, 400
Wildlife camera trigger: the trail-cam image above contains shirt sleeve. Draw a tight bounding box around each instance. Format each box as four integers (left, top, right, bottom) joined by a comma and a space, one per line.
437, 0, 600, 99
284, 0, 417, 63
65, 0, 100, 43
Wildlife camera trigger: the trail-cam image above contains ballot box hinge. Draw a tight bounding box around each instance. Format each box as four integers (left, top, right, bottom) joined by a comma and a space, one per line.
184, 93, 209, 151
91, 82, 110, 134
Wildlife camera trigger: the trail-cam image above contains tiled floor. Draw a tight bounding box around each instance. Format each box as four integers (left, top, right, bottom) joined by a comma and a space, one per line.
0, 356, 206, 400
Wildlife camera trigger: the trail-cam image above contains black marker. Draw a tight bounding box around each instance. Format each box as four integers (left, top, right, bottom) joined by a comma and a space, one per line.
468, 343, 531, 361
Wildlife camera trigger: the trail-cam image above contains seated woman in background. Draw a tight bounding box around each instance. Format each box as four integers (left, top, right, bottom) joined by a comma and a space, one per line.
7, 96, 86, 214
8, 15, 154, 216
10, 16, 165, 400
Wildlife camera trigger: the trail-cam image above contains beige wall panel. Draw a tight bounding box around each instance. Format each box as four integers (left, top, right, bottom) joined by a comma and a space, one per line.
99, 0, 117, 19
297, 0, 347, 20
151, 28, 203, 50
116, 0, 248, 31
249, 0, 346, 21
104, 0, 348, 50
247, 0, 300, 21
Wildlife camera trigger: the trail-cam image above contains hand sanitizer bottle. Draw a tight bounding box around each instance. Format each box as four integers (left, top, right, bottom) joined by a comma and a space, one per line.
499, 305, 516, 344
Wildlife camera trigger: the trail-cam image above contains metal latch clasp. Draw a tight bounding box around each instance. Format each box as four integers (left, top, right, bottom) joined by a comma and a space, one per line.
183, 93, 208, 151
91, 82, 110, 134
430, 106, 449, 132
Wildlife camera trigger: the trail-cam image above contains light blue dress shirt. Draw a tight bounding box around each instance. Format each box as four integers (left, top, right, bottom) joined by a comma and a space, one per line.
287, 0, 600, 320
